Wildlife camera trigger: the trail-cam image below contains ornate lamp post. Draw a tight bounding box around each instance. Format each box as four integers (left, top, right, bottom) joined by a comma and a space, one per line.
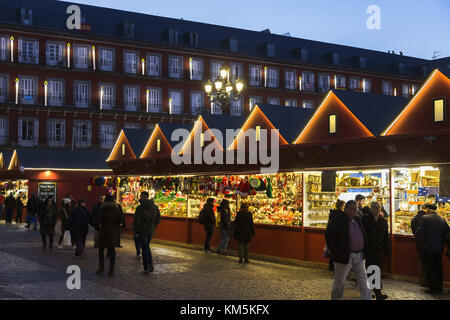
204, 66, 244, 114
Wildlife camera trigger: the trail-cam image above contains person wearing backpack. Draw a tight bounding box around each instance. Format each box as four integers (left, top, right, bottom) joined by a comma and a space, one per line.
133, 191, 161, 274
198, 198, 216, 253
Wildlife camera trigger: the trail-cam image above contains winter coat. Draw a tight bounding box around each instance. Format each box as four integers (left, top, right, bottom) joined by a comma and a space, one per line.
219, 205, 231, 230
133, 199, 161, 236
69, 206, 92, 236
58, 207, 69, 231
16, 197, 24, 211
411, 210, 427, 251
234, 210, 255, 243
361, 213, 391, 264
38, 205, 57, 235
325, 211, 368, 264
200, 204, 216, 226
91, 202, 102, 220
94, 201, 124, 248
4, 195, 16, 210
416, 212, 450, 254
26, 196, 40, 214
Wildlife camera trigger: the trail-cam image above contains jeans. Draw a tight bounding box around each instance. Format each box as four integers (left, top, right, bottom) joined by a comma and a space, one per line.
26, 213, 38, 230
133, 235, 141, 256
217, 229, 230, 253
5, 209, 13, 223
204, 224, 214, 251
332, 252, 372, 300
99, 247, 116, 266
73, 234, 87, 256
238, 242, 249, 260
139, 234, 153, 271
41, 234, 54, 247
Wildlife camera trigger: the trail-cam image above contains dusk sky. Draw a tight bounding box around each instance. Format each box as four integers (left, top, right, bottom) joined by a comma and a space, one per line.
65, 0, 450, 60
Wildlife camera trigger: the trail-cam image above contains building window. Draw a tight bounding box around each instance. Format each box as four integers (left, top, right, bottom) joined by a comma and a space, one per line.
99, 48, 113, 71
74, 45, 89, 69
46, 42, 64, 66
433, 98, 445, 123
156, 139, 161, 152
0, 36, 8, 61
349, 77, 360, 90
20, 77, 36, 104
169, 56, 183, 79
124, 86, 139, 111
169, 90, 183, 114
100, 123, 115, 149
146, 54, 161, 77
47, 120, 65, 147
74, 82, 90, 108
100, 83, 115, 109
267, 97, 280, 105
302, 100, 314, 109
147, 87, 162, 113
285, 70, 296, 90
249, 96, 262, 110
73, 121, 91, 148
123, 123, 140, 129
48, 80, 64, 106
256, 125, 261, 142
229, 38, 238, 52
191, 58, 203, 80
169, 29, 178, 44
0, 75, 7, 103
18, 119, 38, 146
318, 73, 330, 92
335, 75, 346, 89
362, 78, 371, 93
382, 81, 392, 95
402, 84, 411, 98
267, 68, 278, 88
209, 94, 222, 115
329, 114, 337, 134
191, 91, 204, 115
249, 66, 261, 87
266, 43, 275, 57
124, 51, 138, 74
411, 84, 419, 95
211, 62, 223, 81
122, 21, 135, 39
229, 62, 243, 82
18, 39, 39, 64
20, 7, 33, 25
301, 71, 315, 91
230, 94, 243, 116
285, 99, 297, 107
0, 118, 7, 145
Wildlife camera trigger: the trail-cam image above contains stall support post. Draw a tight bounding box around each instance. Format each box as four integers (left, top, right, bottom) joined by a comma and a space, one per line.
389, 168, 397, 274
186, 195, 192, 244
300, 173, 306, 261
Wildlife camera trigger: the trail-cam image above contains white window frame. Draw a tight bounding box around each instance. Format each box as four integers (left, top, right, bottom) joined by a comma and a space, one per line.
230, 62, 243, 82
124, 85, 139, 111
335, 75, 346, 89
382, 81, 392, 96
19, 76, 37, 104
73, 121, 92, 148
74, 44, 89, 69
362, 78, 371, 93
0, 36, 9, 61
18, 118, 39, 146
18, 38, 39, 64
168, 89, 183, 114
147, 87, 162, 113
46, 41, 64, 67
100, 83, 115, 109
74, 81, 90, 108
301, 71, 315, 91
285, 99, 297, 107
146, 54, 161, 77
230, 94, 243, 116
302, 100, 314, 109
47, 119, 66, 147
318, 73, 330, 92
267, 67, 279, 88
190, 91, 204, 115
47, 79, 65, 106
402, 84, 411, 98
191, 58, 204, 81
169, 56, 183, 79
0, 118, 8, 145
349, 77, 360, 90
99, 122, 115, 149
285, 70, 296, 90
211, 61, 224, 81
267, 97, 280, 105
249, 65, 261, 87
99, 47, 114, 72
124, 50, 138, 74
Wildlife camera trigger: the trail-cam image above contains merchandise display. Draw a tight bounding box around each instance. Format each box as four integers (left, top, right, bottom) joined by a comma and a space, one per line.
436, 197, 450, 225
0, 180, 28, 206
303, 173, 335, 228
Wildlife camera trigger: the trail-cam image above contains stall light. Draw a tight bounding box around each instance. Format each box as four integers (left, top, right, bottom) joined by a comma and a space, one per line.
200, 133, 205, 147
67, 43, 71, 68
92, 46, 96, 70
334, 75, 337, 89
146, 89, 149, 113
141, 58, 145, 76
433, 98, 445, 123
189, 57, 193, 80
393, 88, 397, 96
214, 80, 223, 91
10, 36, 14, 63
99, 85, 103, 110
235, 79, 243, 93
45, 170, 51, 176
15, 78, 19, 105
256, 125, 261, 142
264, 67, 267, 87
169, 98, 172, 114
121, 143, 126, 156
204, 81, 212, 94
329, 114, 337, 134
8, 150, 17, 170
298, 76, 303, 91
44, 81, 48, 106
156, 139, 161, 152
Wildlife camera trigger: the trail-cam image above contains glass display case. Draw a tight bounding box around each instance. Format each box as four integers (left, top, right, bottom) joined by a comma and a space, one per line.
303, 172, 336, 228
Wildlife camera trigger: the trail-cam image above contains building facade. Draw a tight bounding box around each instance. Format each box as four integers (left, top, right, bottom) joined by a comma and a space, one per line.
0, 0, 449, 150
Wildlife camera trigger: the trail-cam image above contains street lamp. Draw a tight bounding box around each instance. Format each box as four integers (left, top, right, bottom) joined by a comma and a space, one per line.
204, 66, 244, 114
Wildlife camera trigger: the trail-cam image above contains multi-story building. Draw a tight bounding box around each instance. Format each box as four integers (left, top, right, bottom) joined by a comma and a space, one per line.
0, 0, 449, 150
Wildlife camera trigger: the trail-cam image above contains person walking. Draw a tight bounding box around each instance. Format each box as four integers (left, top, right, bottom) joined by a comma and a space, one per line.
133, 191, 161, 274
233, 203, 255, 263
416, 204, 450, 294
361, 201, 391, 300
411, 204, 430, 287
4, 192, 16, 224
68, 199, 92, 258
15, 192, 24, 223
91, 195, 105, 250
94, 194, 125, 277
38, 196, 57, 250
57, 200, 71, 249
25, 193, 40, 230
216, 199, 232, 255
325, 200, 372, 300
198, 198, 216, 253
326, 200, 346, 271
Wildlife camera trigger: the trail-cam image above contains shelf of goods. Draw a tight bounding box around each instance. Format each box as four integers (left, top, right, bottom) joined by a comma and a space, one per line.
0, 180, 28, 206
188, 194, 237, 219
303, 173, 335, 228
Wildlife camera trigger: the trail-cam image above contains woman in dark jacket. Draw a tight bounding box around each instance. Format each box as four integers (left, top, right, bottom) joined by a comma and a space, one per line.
94, 195, 125, 277
199, 198, 216, 253
69, 199, 92, 257
38, 196, 57, 250
234, 203, 255, 263
57, 200, 71, 248
327, 200, 346, 271
216, 199, 231, 255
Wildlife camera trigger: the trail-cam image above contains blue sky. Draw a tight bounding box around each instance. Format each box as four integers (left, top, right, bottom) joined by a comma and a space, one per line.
67, 0, 450, 60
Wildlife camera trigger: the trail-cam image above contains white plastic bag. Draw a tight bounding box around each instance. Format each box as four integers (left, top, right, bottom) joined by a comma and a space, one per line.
64, 232, 72, 247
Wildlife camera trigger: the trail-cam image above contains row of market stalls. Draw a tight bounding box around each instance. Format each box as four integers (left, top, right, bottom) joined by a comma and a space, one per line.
106, 68, 450, 282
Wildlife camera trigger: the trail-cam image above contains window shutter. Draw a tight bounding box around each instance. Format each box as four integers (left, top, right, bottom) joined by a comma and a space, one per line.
58, 44, 63, 63
18, 39, 23, 62
87, 122, 92, 146
34, 41, 39, 64
34, 120, 39, 145
61, 122, 66, 144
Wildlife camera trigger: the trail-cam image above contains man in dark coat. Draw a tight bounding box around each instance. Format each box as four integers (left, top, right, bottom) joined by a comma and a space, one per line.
68, 199, 92, 257
39, 196, 57, 250
26, 193, 40, 230
411, 205, 430, 287
133, 191, 161, 274
15, 192, 24, 223
362, 201, 391, 300
416, 204, 450, 294
216, 199, 232, 255
91, 195, 105, 249
94, 194, 125, 277
199, 198, 216, 253
325, 200, 372, 300
4, 192, 16, 224
234, 203, 255, 263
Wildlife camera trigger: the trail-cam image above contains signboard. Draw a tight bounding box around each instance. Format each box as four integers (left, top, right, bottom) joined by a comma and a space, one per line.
38, 182, 57, 202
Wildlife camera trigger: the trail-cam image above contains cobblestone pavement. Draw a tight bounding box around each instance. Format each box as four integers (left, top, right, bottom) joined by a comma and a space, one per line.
0, 221, 449, 300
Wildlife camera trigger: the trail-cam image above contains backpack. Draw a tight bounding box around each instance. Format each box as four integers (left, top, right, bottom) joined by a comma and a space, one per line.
198, 208, 206, 224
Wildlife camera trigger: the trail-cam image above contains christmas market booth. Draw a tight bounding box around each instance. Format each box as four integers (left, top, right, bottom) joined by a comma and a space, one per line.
107, 69, 450, 284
